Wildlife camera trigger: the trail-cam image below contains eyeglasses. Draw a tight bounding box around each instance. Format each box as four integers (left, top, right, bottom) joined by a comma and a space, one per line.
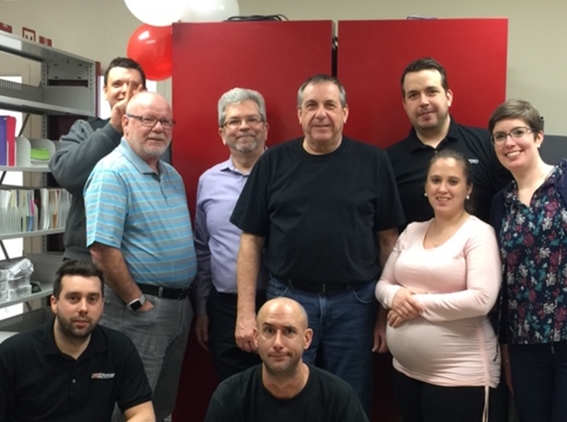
491, 126, 533, 144
222, 116, 264, 129
127, 114, 175, 129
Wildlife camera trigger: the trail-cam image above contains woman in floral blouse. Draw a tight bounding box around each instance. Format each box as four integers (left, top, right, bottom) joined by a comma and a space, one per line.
489, 99, 567, 422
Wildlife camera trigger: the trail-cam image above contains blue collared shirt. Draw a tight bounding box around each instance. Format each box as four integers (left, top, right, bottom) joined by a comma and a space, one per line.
85, 139, 196, 287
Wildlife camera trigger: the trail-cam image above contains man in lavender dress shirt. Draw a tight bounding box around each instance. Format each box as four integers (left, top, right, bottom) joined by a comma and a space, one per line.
193, 88, 269, 381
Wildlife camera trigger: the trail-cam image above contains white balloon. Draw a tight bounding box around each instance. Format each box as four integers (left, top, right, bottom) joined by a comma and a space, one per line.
124, 0, 186, 27
179, 0, 240, 23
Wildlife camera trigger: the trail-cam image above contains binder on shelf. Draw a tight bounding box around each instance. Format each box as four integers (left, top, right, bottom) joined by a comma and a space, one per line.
5, 116, 16, 166
0, 117, 6, 165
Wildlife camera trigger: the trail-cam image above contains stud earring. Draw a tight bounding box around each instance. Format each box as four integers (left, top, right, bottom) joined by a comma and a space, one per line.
424, 192, 428, 197
466, 195, 470, 200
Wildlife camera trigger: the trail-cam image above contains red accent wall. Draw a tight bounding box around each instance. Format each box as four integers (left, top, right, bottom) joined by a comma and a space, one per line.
171, 20, 334, 215
171, 21, 333, 422
337, 18, 508, 148
171, 19, 507, 422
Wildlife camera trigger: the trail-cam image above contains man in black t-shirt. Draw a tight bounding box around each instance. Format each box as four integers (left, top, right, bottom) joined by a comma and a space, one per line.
204, 297, 368, 422
230, 74, 404, 417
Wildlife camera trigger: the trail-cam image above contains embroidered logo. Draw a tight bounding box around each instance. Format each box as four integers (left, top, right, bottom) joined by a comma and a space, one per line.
91, 373, 115, 379
468, 158, 479, 164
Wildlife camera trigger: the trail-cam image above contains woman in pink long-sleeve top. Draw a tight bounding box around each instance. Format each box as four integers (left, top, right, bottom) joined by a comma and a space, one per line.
376, 149, 501, 422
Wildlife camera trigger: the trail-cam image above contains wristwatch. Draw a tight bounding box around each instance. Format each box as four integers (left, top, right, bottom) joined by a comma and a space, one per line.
127, 295, 146, 311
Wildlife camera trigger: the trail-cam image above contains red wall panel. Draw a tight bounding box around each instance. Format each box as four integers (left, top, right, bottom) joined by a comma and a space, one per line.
171, 21, 334, 215
171, 21, 333, 422
337, 18, 508, 148
171, 19, 507, 422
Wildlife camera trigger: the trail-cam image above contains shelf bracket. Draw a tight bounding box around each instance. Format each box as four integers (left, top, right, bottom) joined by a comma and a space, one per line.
0, 240, 9, 261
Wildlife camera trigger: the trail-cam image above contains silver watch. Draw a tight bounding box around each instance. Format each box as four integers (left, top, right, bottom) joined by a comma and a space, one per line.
127, 295, 146, 311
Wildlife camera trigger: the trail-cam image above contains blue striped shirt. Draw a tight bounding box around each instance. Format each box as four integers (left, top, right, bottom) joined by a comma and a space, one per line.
85, 140, 196, 287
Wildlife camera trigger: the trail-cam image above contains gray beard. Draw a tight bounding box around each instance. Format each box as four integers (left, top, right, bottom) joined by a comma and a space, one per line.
234, 141, 259, 153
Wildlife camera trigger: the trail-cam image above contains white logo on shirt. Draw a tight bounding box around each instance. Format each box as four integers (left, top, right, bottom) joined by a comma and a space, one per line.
91, 373, 115, 379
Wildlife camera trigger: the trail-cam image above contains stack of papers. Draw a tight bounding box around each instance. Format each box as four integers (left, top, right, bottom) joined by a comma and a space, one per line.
0, 258, 34, 302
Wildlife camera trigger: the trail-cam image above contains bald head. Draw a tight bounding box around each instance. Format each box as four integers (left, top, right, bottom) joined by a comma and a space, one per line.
126, 91, 171, 115
255, 297, 313, 377
257, 297, 309, 330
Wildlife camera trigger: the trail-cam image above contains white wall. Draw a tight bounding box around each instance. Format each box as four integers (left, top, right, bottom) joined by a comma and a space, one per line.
1, 0, 565, 134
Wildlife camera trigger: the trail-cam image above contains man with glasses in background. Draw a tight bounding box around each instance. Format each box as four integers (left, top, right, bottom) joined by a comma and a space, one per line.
193, 88, 269, 381
85, 92, 196, 422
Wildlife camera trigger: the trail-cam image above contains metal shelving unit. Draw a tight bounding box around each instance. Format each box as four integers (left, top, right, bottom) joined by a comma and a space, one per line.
0, 165, 50, 172
0, 281, 53, 308
0, 166, 65, 309
0, 32, 96, 324
0, 31, 97, 117
0, 228, 65, 241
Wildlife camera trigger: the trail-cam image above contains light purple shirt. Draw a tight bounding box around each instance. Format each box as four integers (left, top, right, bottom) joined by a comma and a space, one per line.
193, 157, 268, 315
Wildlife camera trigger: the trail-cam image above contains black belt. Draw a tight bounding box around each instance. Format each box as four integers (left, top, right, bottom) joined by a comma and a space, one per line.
283, 278, 358, 294
137, 284, 190, 300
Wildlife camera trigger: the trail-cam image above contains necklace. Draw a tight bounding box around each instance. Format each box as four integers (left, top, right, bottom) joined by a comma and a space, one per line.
430, 223, 440, 247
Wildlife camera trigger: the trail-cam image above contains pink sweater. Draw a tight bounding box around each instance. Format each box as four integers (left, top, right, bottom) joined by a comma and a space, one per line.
376, 216, 501, 387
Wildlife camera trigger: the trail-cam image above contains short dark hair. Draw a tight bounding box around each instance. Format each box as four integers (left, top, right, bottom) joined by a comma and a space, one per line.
426, 149, 475, 214
401, 57, 449, 97
297, 74, 347, 108
104, 57, 146, 88
488, 99, 544, 135
53, 260, 104, 299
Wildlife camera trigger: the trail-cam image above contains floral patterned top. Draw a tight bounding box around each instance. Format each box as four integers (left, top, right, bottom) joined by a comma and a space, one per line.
499, 160, 567, 344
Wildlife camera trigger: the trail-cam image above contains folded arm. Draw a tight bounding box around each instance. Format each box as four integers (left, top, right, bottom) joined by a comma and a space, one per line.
415, 226, 502, 321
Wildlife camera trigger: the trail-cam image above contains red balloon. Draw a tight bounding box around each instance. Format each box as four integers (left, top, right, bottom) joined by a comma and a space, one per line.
127, 24, 172, 81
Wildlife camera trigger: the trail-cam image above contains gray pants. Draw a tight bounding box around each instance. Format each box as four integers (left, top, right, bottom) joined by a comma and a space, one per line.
101, 286, 193, 421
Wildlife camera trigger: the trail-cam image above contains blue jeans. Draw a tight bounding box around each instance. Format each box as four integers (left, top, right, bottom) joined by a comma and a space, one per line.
510, 341, 567, 422
267, 277, 377, 417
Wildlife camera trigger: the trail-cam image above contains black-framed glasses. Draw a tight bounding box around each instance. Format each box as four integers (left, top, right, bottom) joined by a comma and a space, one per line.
222, 116, 264, 129
127, 114, 175, 129
491, 126, 533, 144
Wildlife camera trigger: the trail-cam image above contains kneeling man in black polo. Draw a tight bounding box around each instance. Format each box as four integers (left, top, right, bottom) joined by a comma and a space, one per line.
0, 260, 154, 422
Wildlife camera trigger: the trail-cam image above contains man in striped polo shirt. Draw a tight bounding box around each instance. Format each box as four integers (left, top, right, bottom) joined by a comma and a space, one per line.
85, 91, 196, 422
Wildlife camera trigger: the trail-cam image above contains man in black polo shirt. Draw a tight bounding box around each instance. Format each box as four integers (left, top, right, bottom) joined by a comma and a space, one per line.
0, 260, 153, 422
387, 57, 510, 225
